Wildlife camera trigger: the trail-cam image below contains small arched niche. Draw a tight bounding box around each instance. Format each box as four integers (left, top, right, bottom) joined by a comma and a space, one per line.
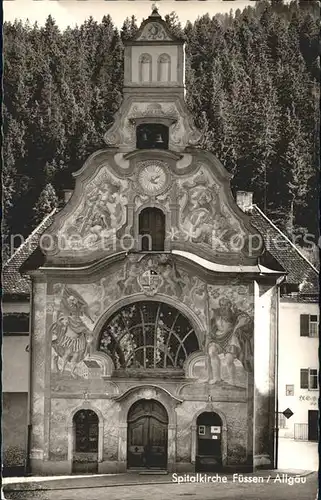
157, 53, 171, 82
139, 53, 152, 83
136, 123, 169, 150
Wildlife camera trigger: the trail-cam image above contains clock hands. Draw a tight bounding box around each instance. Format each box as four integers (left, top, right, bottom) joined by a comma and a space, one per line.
150, 174, 161, 184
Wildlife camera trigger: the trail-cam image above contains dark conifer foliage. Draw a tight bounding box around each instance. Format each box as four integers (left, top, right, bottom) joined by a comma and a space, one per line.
3, 1, 319, 252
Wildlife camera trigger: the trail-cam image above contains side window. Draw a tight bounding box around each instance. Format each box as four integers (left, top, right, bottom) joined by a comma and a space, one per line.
300, 368, 318, 390
300, 314, 319, 337
309, 315, 318, 337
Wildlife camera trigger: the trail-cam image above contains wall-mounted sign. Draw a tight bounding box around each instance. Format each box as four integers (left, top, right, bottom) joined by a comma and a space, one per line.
285, 384, 294, 396
211, 426, 221, 433
211, 435, 218, 440
283, 408, 294, 419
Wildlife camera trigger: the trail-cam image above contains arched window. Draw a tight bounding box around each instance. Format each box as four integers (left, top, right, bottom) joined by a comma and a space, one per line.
157, 54, 171, 82
139, 53, 152, 82
73, 410, 98, 453
139, 207, 165, 251
99, 301, 200, 370
136, 123, 169, 150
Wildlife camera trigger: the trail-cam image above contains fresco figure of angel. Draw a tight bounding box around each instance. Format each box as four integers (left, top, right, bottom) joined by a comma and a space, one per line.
50, 286, 94, 377
205, 297, 253, 385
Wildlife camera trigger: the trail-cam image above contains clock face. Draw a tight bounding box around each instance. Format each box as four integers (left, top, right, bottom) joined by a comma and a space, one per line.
137, 164, 168, 195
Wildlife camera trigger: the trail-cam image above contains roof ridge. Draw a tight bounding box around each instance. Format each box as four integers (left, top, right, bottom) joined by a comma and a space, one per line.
4, 208, 58, 268
252, 204, 319, 275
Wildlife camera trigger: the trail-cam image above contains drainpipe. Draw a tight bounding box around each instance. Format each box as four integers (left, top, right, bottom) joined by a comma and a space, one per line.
275, 276, 285, 470
25, 278, 34, 475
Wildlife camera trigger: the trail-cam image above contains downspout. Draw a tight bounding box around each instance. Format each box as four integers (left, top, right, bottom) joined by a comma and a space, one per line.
25, 278, 34, 475
274, 275, 285, 470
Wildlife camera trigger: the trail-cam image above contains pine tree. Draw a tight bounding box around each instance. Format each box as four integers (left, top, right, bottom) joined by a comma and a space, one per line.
33, 183, 58, 224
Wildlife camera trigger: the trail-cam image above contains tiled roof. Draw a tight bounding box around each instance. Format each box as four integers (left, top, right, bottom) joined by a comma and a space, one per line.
250, 205, 319, 294
2, 209, 57, 297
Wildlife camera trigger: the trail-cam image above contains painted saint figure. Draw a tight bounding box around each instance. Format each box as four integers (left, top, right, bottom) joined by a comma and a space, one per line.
205, 297, 253, 385
51, 287, 94, 377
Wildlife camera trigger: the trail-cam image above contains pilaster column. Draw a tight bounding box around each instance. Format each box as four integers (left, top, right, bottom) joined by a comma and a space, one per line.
118, 423, 128, 462
167, 424, 177, 471
29, 276, 47, 467
190, 425, 197, 463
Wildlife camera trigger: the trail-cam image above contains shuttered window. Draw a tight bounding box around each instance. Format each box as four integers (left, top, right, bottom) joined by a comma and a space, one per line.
300, 315, 309, 336
300, 314, 319, 337
300, 369, 309, 388
300, 368, 318, 390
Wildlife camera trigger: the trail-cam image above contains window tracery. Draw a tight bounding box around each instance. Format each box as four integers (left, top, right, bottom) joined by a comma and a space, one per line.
99, 301, 199, 370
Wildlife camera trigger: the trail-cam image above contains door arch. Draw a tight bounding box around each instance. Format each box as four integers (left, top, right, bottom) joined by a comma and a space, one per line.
127, 399, 168, 469
196, 412, 223, 472
72, 409, 99, 473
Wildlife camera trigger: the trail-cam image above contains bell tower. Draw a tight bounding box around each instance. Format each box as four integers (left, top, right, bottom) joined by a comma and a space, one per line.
104, 5, 201, 153
123, 5, 185, 94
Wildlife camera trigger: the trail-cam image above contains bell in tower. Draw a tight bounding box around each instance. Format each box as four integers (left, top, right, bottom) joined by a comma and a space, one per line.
154, 133, 164, 145
136, 124, 168, 150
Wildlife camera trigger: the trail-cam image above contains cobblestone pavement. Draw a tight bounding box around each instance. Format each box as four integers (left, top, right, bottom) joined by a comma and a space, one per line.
3, 472, 318, 500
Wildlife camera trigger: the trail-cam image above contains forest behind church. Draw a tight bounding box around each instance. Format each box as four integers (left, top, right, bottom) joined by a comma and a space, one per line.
3, 0, 320, 258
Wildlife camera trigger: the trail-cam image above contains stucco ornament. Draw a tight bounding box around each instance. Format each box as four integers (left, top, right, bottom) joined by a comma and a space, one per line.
117, 254, 186, 297
138, 269, 164, 296
129, 103, 179, 124
137, 23, 170, 41
57, 167, 128, 251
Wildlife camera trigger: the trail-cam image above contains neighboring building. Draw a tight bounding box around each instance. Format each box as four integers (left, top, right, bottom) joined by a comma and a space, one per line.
249, 204, 319, 443
2, 8, 318, 477
2, 210, 57, 476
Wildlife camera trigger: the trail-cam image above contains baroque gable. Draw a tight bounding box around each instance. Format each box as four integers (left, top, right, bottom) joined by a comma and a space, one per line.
42, 149, 264, 266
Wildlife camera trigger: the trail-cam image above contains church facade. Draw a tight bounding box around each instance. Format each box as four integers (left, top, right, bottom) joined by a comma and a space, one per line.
26, 9, 284, 475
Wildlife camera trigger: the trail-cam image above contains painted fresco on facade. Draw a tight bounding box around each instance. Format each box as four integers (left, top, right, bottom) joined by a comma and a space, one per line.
57, 167, 128, 250
49, 257, 207, 382
177, 166, 245, 252
190, 284, 253, 389
50, 285, 96, 378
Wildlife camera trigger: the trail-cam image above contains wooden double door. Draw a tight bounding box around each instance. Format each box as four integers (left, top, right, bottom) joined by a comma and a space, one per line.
127, 399, 168, 469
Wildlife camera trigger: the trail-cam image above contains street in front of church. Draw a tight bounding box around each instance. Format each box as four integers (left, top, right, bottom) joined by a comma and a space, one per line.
3, 471, 318, 500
